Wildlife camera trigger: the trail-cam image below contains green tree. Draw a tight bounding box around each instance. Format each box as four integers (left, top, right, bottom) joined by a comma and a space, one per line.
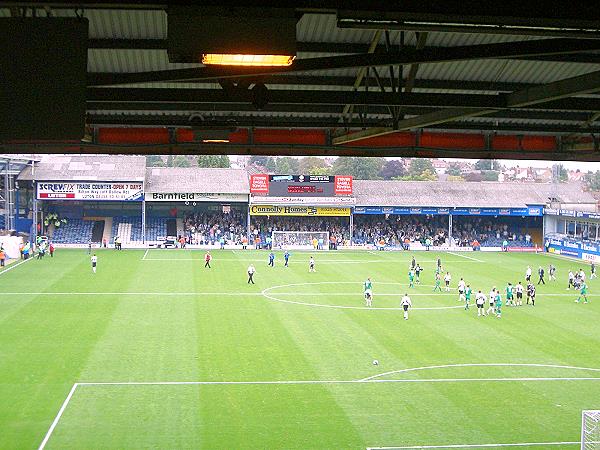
197, 155, 231, 168
172, 155, 191, 167
446, 162, 463, 177
482, 170, 499, 181
408, 158, 435, 177
166, 155, 174, 167
553, 164, 568, 182
275, 157, 300, 174
299, 157, 329, 174
585, 170, 600, 190
146, 155, 165, 167
249, 155, 277, 171
332, 157, 384, 179
379, 160, 406, 180
475, 159, 502, 171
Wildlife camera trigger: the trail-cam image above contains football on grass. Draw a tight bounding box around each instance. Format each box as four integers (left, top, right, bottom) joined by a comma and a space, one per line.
373, 360, 379, 365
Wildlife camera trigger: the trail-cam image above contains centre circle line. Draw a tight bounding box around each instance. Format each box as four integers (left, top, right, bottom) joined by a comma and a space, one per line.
261, 281, 464, 311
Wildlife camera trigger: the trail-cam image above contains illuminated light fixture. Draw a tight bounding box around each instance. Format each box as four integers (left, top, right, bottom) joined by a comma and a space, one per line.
201, 54, 295, 67
201, 139, 230, 143
168, 7, 297, 64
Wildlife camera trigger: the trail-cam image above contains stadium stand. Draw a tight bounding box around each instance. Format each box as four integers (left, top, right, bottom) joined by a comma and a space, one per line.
0, 215, 5, 230
145, 217, 168, 242
50, 219, 93, 244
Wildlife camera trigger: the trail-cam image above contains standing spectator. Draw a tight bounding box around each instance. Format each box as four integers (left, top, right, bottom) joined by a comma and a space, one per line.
204, 251, 212, 268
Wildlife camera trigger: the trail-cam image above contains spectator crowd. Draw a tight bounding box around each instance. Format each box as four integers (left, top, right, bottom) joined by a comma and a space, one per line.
181, 209, 538, 249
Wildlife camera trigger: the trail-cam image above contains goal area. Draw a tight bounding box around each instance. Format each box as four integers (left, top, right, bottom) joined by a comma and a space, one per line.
583, 410, 600, 449
272, 231, 329, 250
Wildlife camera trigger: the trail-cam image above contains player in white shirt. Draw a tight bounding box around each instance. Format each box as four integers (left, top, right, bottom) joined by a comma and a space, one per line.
309, 256, 316, 273
515, 281, 524, 306
525, 266, 532, 282
567, 270, 575, 290
486, 287, 496, 315
444, 272, 452, 291
476, 291, 486, 316
91, 254, 98, 273
457, 278, 466, 302
579, 269, 586, 282
400, 294, 412, 320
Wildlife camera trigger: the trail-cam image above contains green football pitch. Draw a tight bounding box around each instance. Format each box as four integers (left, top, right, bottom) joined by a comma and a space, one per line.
1, 248, 599, 449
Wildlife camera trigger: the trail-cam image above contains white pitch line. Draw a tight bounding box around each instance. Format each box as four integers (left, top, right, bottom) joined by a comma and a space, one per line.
76, 376, 600, 387
142, 248, 149, 260
0, 257, 33, 276
0, 292, 263, 296
142, 258, 481, 264
38, 383, 79, 450
361, 362, 600, 382
367, 441, 579, 449
446, 251, 483, 262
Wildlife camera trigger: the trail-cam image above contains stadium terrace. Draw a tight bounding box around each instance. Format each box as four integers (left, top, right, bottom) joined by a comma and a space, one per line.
0, 155, 592, 259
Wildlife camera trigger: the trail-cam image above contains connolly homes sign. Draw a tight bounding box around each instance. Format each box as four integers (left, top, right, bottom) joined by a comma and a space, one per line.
249, 205, 351, 216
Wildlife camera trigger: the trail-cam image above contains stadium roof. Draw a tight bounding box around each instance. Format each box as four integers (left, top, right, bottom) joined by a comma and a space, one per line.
2, 2, 600, 159
17, 155, 146, 182
354, 180, 596, 208
145, 167, 249, 194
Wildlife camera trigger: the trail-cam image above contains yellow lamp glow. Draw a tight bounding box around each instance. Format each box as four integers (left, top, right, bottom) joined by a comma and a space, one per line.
202, 54, 295, 67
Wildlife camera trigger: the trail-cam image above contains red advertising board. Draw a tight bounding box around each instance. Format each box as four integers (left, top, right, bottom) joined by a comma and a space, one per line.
334, 176, 353, 195
250, 174, 269, 194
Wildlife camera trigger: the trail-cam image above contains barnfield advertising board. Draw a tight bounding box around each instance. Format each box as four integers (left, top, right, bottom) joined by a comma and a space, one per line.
249, 205, 351, 216
37, 182, 143, 201
146, 193, 248, 202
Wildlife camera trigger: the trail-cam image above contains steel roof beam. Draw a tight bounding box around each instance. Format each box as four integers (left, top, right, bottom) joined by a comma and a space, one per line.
334, 69, 600, 144
87, 38, 600, 86
87, 39, 600, 64
86, 87, 600, 112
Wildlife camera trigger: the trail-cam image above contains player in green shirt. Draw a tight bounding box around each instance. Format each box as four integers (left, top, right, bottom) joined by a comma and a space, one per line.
505, 283, 514, 306
433, 272, 442, 292
408, 270, 415, 288
364, 277, 373, 307
464, 285, 472, 310
576, 282, 589, 304
495, 292, 503, 318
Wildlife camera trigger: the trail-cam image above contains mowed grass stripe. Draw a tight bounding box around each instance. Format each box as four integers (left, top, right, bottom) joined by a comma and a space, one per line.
0, 249, 598, 449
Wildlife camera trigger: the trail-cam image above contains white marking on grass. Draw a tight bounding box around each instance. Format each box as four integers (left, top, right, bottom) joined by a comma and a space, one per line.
366, 441, 579, 449
0, 257, 32, 275
361, 362, 600, 382
142, 248, 149, 260
38, 383, 79, 450
262, 281, 465, 310
38, 363, 600, 448
142, 258, 480, 264
446, 251, 483, 262
77, 377, 600, 387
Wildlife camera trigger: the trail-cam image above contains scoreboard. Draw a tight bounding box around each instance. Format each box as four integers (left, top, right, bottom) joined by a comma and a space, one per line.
250, 174, 352, 197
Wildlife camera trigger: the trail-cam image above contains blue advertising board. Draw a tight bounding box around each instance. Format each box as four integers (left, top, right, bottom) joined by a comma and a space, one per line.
544, 208, 600, 220
544, 236, 600, 261
354, 206, 543, 216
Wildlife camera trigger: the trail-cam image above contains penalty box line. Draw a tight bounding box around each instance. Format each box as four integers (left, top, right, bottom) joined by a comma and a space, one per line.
366, 441, 580, 449
39, 376, 600, 449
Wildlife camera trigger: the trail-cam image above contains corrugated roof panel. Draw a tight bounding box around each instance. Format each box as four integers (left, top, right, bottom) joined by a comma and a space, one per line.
52, 9, 167, 39
88, 49, 201, 72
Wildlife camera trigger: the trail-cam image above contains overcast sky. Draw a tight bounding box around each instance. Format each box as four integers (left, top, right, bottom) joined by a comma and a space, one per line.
441, 158, 600, 171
